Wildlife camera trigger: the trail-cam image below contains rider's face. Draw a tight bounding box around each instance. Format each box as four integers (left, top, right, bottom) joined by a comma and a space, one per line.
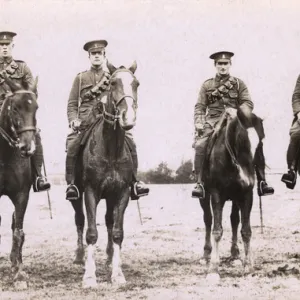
89, 50, 106, 67
0, 42, 14, 57
215, 59, 231, 76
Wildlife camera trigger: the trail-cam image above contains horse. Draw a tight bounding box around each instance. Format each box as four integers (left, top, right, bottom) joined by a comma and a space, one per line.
0, 79, 38, 289
199, 108, 260, 282
70, 61, 139, 288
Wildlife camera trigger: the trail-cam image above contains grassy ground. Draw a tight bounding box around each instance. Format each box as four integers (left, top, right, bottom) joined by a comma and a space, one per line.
1, 174, 300, 299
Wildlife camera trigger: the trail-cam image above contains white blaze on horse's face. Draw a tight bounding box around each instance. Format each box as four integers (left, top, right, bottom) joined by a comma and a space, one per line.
112, 71, 138, 130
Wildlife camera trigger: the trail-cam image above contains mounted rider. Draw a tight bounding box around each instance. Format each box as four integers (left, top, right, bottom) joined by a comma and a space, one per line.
281, 74, 300, 189
0, 31, 50, 192
192, 51, 274, 199
65, 39, 149, 201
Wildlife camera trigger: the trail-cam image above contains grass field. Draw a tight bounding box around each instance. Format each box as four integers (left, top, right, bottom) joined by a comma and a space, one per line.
1, 174, 300, 299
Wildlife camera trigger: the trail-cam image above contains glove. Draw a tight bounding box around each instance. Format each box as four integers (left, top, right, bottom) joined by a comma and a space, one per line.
70, 119, 82, 131
225, 107, 237, 119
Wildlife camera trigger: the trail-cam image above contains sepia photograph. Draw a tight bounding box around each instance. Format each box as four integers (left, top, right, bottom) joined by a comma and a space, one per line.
1, 0, 300, 299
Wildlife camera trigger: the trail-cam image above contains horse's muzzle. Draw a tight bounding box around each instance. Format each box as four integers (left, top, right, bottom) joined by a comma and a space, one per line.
18, 140, 36, 157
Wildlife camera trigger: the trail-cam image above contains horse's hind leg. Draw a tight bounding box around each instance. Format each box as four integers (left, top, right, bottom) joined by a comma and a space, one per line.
10, 193, 29, 290
207, 191, 225, 282
71, 191, 85, 265
82, 186, 98, 289
230, 202, 240, 260
199, 192, 212, 263
240, 191, 254, 274
107, 191, 130, 285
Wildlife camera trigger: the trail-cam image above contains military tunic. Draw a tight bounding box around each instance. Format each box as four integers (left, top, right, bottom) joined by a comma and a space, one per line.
194, 74, 254, 128
0, 56, 34, 104
289, 74, 300, 137
193, 74, 254, 174
67, 66, 106, 128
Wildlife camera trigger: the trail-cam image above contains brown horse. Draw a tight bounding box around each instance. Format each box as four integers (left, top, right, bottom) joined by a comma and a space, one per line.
200, 109, 260, 282
70, 62, 139, 288
0, 79, 38, 289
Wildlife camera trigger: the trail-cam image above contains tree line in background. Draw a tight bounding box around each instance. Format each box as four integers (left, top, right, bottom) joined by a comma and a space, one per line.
137, 160, 194, 184
48, 159, 195, 185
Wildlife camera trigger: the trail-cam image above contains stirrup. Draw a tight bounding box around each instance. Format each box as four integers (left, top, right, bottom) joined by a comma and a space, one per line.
34, 176, 51, 192
66, 184, 80, 201
281, 170, 297, 189
192, 183, 205, 199
133, 181, 149, 197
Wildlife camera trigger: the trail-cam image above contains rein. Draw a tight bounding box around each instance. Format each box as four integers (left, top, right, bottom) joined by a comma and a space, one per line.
0, 90, 37, 148
101, 69, 137, 130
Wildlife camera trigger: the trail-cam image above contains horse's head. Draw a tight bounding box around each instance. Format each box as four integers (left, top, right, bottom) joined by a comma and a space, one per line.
0, 78, 38, 157
105, 61, 139, 131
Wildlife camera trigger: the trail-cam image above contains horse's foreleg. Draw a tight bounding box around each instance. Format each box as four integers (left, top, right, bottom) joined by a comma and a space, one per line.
240, 191, 254, 275
230, 202, 240, 260
110, 190, 130, 285
82, 186, 98, 289
199, 193, 212, 263
10, 192, 29, 290
105, 200, 114, 269
207, 191, 224, 282
71, 192, 85, 265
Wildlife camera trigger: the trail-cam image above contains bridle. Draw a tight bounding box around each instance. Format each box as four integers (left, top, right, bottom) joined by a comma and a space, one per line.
102, 69, 137, 129
0, 90, 37, 148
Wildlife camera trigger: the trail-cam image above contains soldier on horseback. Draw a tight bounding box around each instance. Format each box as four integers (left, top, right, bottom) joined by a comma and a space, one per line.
0, 31, 50, 192
65, 39, 149, 201
192, 51, 274, 199
281, 75, 300, 189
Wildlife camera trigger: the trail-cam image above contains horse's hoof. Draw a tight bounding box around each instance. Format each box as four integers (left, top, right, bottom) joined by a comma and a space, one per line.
82, 277, 97, 289
206, 273, 220, 285
199, 257, 209, 266
111, 275, 126, 286
231, 259, 243, 267
14, 280, 28, 290
243, 265, 254, 275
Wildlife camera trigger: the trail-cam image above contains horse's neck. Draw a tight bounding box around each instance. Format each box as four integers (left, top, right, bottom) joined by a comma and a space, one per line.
102, 121, 126, 160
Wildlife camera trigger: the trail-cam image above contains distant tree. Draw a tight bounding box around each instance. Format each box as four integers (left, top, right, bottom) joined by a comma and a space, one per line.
175, 159, 194, 183
146, 162, 174, 184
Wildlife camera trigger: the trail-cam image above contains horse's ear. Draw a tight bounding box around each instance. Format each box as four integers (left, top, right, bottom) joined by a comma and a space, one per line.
129, 61, 137, 74
107, 61, 117, 74
28, 77, 38, 94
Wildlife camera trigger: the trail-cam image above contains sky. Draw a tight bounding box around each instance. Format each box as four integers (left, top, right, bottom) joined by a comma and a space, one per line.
1, 0, 300, 173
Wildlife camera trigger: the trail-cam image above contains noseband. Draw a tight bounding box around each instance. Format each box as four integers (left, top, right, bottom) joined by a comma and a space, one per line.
102, 69, 137, 129
0, 90, 37, 147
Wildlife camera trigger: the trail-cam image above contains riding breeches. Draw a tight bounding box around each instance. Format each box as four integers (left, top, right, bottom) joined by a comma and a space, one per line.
31, 132, 45, 178
286, 120, 300, 169
193, 123, 213, 178
65, 131, 138, 184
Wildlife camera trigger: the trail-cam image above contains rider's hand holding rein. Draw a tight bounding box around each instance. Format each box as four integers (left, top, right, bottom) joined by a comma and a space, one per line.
225, 107, 237, 119
70, 119, 82, 132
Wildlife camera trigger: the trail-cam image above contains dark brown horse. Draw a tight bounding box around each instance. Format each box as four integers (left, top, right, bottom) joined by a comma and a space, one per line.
0, 79, 38, 289
70, 62, 139, 288
200, 109, 259, 282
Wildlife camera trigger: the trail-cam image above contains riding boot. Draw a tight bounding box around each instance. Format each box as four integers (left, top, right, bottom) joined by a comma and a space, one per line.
65, 154, 80, 201
31, 133, 51, 192
254, 141, 274, 196
192, 153, 205, 199
125, 135, 149, 200
281, 139, 299, 189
